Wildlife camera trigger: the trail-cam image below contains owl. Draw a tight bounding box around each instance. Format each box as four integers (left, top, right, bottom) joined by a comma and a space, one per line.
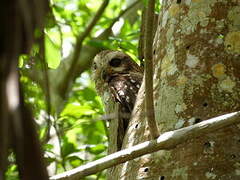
92, 50, 143, 151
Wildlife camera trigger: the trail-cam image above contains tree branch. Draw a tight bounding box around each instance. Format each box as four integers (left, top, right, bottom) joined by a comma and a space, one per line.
109, 0, 141, 28
59, 0, 109, 98
50, 111, 240, 180
144, 0, 159, 138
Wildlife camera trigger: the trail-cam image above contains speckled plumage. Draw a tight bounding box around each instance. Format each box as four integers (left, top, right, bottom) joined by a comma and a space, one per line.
92, 50, 143, 150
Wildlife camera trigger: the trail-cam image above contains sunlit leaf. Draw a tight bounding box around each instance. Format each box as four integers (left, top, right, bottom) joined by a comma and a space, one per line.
68, 156, 84, 167
43, 144, 54, 151
18, 54, 27, 68
44, 34, 61, 69
62, 136, 78, 157
87, 144, 106, 154
61, 103, 96, 117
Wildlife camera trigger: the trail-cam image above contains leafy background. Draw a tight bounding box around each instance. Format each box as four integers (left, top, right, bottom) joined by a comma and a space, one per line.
6, 0, 144, 179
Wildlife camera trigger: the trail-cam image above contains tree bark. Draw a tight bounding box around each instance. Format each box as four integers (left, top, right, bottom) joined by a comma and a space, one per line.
112, 1, 240, 179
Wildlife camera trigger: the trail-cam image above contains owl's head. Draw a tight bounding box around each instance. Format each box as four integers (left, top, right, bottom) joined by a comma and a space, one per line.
92, 50, 141, 86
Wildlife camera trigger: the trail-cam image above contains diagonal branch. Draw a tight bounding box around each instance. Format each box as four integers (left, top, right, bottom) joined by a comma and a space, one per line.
59, 0, 109, 98
109, 0, 141, 28
50, 111, 240, 180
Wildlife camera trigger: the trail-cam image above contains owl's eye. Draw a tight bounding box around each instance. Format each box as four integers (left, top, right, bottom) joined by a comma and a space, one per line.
109, 58, 121, 67
93, 62, 97, 70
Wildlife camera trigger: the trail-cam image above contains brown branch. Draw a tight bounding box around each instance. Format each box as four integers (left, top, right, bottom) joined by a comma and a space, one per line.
144, 0, 159, 138
50, 111, 240, 180
138, 8, 145, 66
38, 30, 53, 144
59, 0, 109, 98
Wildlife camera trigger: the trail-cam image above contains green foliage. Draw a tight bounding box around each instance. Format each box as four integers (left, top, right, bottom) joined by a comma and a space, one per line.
5, 165, 18, 180
5, 153, 19, 180
8, 0, 144, 179
45, 33, 61, 69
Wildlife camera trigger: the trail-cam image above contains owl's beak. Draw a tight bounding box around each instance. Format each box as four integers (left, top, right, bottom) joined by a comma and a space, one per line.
102, 69, 113, 83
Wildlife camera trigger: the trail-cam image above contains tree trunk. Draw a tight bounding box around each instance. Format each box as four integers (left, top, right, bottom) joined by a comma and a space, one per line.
111, 1, 240, 179
0, 0, 49, 179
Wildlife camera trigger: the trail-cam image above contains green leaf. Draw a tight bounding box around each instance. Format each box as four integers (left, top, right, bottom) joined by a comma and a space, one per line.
18, 54, 27, 68
80, 87, 98, 101
5, 164, 19, 180
87, 144, 106, 154
61, 103, 95, 117
44, 34, 61, 69
43, 144, 54, 151
45, 157, 57, 166
68, 156, 84, 167
62, 136, 78, 157
87, 39, 108, 49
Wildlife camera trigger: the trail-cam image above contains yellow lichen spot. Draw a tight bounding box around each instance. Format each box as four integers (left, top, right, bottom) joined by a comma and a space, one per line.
161, 54, 178, 77
219, 76, 236, 92
169, 4, 180, 17
161, 55, 171, 69
198, 11, 206, 18
211, 63, 226, 79
192, 0, 202, 2
224, 31, 240, 54
175, 40, 181, 46
176, 75, 188, 86
198, 11, 209, 27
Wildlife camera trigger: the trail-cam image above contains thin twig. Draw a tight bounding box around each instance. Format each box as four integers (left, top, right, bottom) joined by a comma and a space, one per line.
144, 0, 159, 138
94, 0, 141, 40
50, 111, 240, 180
109, 0, 141, 28
39, 33, 52, 144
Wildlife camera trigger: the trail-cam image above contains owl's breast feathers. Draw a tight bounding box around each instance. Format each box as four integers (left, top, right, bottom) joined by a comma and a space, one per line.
109, 73, 142, 112
108, 73, 142, 150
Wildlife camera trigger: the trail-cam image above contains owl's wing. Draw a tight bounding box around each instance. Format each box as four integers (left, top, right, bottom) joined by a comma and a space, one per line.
109, 74, 141, 111
108, 74, 142, 150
